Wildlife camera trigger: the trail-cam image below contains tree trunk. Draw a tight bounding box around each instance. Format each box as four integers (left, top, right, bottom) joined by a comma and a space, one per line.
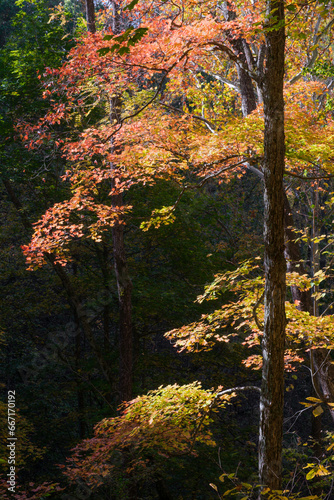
109, 91, 133, 402
85, 0, 96, 34
221, 2, 286, 487
227, 0, 334, 483
221, 2, 257, 117
258, 0, 286, 490
112, 209, 133, 402
101, 244, 111, 350
85, 0, 133, 402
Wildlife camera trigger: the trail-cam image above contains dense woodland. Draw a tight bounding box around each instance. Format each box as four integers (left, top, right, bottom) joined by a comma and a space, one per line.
1, 0, 334, 498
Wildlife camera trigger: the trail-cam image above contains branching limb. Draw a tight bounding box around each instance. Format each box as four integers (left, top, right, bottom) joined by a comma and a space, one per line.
216, 386, 261, 397
253, 290, 264, 331
199, 67, 241, 92
285, 170, 334, 180
197, 159, 249, 187
159, 101, 217, 130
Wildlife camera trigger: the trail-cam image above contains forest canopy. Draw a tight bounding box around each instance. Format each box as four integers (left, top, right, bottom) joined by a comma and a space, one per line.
1, 0, 334, 499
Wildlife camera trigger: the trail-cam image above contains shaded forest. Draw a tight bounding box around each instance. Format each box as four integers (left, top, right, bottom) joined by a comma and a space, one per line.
1, 0, 334, 499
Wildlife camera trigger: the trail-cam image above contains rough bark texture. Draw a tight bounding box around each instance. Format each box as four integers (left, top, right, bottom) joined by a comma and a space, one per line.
221, 2, 257, 117
85, 0, 96, 34
258, 0, 286, 490
222, 2, 286, 487
223, 0, 334, 484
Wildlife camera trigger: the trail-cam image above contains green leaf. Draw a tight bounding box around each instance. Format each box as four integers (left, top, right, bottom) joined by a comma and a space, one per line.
128, 27, 149, 46
97, 47, 111, 56
114, 27, 134, 43
110, 43, 121, 53
123, 0, 140, 10
119, 46, 130, 56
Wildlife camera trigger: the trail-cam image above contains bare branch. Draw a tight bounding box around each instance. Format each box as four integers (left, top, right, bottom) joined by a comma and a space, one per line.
285, 170, 334, 180
197, 159, 248, 187
159, 101, 217, 130
216, 386, 261, 397
202, 69, 241, 92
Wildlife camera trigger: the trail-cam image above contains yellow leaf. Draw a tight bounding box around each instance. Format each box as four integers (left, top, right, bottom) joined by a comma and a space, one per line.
316, 465, 330, 476
306, 396, 323, 403
306, 469, 316, 480
312, 405, 323, 417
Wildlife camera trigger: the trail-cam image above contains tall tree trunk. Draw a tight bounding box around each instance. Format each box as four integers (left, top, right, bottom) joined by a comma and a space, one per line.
258, 0, 286, 490
85, 0, 96, 34
221, 2, 257, 117
75, 315, 86, 439
112, 206, 133, 402
221, 2, 286, 487
85, 0, 133, 402
227, 0, 334, 483
109, 86, 133, 402
101, 244, 111, 350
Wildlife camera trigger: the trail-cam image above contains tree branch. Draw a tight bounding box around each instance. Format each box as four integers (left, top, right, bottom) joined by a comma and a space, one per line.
159, 101, 217, 130
216, 386, 261, 397
285, 170, 334, 180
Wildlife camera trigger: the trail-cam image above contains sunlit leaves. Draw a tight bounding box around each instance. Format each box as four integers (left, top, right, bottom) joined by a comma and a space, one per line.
22, 196, 130, 268
64, 383, 234, 490
304, 463, 330, 481
166, 259, 334, 370
140, 205, 176, 231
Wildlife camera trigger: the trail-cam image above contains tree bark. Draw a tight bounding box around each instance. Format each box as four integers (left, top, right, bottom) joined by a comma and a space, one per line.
221, 2, 257, 117
109, 91, 133, 402
223, 0, 334, 485
85, 0, 133, 402
258, 0, 286, 490
221, 2, 286, 488
85, 0, 96, 34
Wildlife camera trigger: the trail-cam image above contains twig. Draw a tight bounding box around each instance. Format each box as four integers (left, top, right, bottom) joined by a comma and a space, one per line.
253, 290, 264, 331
